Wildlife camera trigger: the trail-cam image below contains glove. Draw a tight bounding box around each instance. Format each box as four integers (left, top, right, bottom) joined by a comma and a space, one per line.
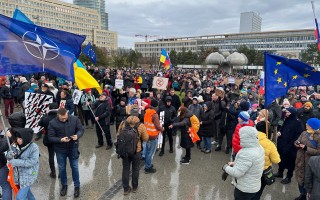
6, 151, 15, 160
222, 164, 229, 171
222, 171, 229, 181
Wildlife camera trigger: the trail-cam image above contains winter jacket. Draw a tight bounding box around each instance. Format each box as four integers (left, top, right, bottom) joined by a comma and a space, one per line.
305, 156, 320, 200
48, 115, 84, 154
258, 132, 281, 170
115, 104, 127, 124
117, 116, 149, 153
232, 119, 254, 154
80, 94, 96, 110
91, 100, 111, 124
182, 96, 192, 108
17, 82, 30, 102
277, 113, 304, 171
298, 109, 315, 129
158, 104, 176, 125
198, 102, 215, 138
173, 111, 194, 149
38, 110, 58, 146
295, 131, 320, 185
225, 127, 265, 193
188, 104, 202, 120
0, 85, 13, 99
0, 136, 9, 169
267, 102, 282, 126
7, 128, 39, 188
170, 94, 181, 112
212, 99, 226, 120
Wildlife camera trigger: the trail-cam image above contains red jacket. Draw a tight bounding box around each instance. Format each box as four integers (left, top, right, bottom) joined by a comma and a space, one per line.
232, 119, 255, 154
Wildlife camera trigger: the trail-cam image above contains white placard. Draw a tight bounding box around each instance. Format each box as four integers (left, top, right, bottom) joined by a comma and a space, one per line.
228, 77, 235, 84
72, 89, 83, 105
152, 77, 168, 90
115, 79, 124, 89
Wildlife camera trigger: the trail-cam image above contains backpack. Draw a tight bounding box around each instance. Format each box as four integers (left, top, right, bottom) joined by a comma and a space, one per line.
189, 115, 200, 133
116, 122, 140, 158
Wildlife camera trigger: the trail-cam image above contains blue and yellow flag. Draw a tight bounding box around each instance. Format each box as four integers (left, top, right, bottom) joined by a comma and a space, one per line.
160, 48, 172, 70
265, 53, 320, 106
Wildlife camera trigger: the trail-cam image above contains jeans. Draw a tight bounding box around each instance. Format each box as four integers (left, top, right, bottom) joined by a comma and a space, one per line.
96, 122, 112, 146
56, 152, 80, 187
0, 166, 12, 200
142, 142, 146, 158
144, 139, 157, 170
202, 137, 212, 150
16, 186, 35, 200
298, 183, 306, 195
122, 153, 141, 191
234, 188, 257, 200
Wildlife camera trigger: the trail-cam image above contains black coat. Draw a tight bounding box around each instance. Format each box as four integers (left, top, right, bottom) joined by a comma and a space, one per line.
18, 82, 30, 102
277, 113, 304, 170
48, 115, 84, 154
0, 136, 9, 168
38, 110, 58, 146
170, 94, 181, 112
198, 103, 214, 137
0, 85, 13, 99
158, 104, 176, 126
115, 104, 127, 124
173, 111, 194, 149
92, 100, 111, 124
298, 108, 315, 129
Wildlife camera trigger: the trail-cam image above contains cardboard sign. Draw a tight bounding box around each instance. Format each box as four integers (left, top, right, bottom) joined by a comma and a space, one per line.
152, 77, 168, 90
72, 89, 83, 105
115, 79, 124, 89
235, 79, 242, 86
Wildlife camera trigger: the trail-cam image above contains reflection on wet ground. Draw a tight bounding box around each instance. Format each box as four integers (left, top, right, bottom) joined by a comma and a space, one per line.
1, 113, 298, 200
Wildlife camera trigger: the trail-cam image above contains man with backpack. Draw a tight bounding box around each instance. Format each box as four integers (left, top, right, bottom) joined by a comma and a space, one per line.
116, 115, 148, 195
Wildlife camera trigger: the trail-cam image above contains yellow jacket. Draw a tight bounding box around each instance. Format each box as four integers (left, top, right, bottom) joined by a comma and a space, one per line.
258, 131, 281, 170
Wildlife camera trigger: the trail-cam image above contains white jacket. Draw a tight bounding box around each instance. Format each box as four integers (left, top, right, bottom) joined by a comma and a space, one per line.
225, 126, 265, 193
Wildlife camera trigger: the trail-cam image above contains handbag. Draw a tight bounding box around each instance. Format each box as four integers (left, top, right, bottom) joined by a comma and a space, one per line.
263, 166, 275, 185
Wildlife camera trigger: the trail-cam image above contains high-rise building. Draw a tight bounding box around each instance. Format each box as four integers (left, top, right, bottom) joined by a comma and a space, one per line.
239, 12, 262, 33
0, 0, 117, 53
74, 0, 108, 30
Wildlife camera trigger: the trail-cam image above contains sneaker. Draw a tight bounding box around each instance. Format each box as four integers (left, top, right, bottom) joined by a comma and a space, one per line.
74, 187, 80, 198
211, 140, 217, 145
144, 168, 157, 174
159, 151, 164, 156
124, 187, 131, 195
201, 148, 207, 152
294, 195, 306, 200
60, 185, 68, 196
204, 149, 211, 154
180, 158, 190, 165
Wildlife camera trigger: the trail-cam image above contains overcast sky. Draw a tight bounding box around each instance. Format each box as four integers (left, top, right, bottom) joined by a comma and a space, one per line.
63, 0, 318, 48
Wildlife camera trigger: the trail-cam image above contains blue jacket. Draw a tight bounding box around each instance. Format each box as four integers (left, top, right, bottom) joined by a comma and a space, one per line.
9, 142, 39, 188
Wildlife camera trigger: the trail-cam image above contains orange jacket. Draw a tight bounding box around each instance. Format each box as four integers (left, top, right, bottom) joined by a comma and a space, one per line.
144, 109, 161, 139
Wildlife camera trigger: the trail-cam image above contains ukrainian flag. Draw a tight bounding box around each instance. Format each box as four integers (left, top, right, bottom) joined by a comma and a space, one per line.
74, 60, 102, 94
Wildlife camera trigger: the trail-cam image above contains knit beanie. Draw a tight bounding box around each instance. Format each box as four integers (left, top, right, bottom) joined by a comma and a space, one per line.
307, 118, 320, 130
304, 102, 313, 108
239, 101, 250, 111
238, 111, 250, 122
30, 83, 38, 90
120, 97, 127, 103
286, 107, 297, 114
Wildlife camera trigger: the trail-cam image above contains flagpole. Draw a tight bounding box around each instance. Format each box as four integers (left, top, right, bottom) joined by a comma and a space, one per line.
87, 104, 106, 135
312, 1, 317, 19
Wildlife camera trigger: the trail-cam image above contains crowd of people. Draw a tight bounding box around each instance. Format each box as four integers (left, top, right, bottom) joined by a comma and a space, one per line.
0, 67, 320, 199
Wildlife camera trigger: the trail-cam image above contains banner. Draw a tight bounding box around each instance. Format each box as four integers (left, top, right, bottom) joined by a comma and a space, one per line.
115, 79, 124, 89
72, 89, 83, 105
152, 77, 168, 90
24, 92, 53, 133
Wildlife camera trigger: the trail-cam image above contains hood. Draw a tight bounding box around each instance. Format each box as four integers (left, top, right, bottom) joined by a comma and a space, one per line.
257, 131, 267, 141
204, 101, 212, 111
239, 126, 260, 148
8, 112, 26, 128
125, 116, 140, 125
15, 128, 33, 148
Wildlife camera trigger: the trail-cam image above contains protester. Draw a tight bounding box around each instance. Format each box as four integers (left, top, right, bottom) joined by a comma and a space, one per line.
117, 116, 148, 195
305, 155, 320, 200
222, 126, 264, 200
198, 102, 214, 153
0, 130, 12, 200
48, 108, 84, 198
80, 88, 96, 129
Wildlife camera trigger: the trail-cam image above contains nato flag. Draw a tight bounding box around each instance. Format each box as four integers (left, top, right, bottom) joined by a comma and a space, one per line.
265, 52, 320, 107
0, 13, 86, 81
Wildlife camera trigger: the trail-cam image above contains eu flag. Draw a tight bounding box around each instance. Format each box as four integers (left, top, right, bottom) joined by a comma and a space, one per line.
265, 53, 320, 107
0, 13, 86, 81
83, 42, 96, 63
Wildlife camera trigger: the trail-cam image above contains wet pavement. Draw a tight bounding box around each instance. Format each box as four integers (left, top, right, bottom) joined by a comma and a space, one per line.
1, 108, 299, 200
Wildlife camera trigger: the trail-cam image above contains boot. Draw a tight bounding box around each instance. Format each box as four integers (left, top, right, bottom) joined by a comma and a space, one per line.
60, 185, 68, 196
294, 195, 306, 200
215, 146, 222, 151
159, 151, 164, 156
169, 146, 173, 153
281, 177, 291, 184
274, 172, 283, 178
74, 187, 80, 198
50, 171, 56, 178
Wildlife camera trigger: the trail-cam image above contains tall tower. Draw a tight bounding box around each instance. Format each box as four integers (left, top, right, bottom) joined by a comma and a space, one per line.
239, 12, 262, 33
74, 0, 108, 30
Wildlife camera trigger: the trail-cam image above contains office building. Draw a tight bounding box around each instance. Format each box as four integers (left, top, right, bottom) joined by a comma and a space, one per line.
74, 0, 108, 30
135, 29, 315, 59
0, 0, 117, 52
239, 12, 262, 33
